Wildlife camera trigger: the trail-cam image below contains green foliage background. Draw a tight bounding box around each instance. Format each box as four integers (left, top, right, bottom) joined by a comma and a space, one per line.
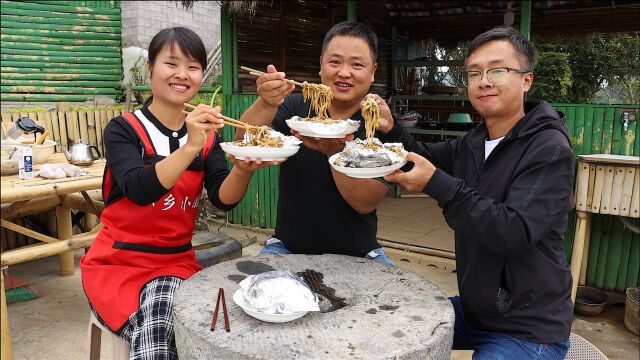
530, 33, 639, 104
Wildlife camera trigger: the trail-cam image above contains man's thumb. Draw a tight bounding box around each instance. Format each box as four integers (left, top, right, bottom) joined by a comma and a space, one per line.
267, 64, 277, 73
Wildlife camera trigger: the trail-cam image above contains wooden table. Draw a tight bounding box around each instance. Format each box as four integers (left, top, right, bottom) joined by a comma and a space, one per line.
1, 153, 106, 360
571, 154, 640, 302
173, 255, 454, 360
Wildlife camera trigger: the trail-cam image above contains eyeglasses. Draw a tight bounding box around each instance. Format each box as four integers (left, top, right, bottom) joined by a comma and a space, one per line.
461, 67, 530, 87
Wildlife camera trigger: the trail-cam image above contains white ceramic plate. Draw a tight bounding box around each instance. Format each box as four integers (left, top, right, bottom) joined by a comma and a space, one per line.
220, 142, 300, 161
328, 153, 407, 179
285, 116, 360, 138
232, 289, 308, 323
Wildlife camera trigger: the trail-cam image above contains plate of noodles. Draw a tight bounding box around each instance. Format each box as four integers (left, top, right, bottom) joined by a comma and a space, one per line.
220, 126, 302, 161
285, 116, 360, 138
329, 138, 407, 178
328, 98, 407, 178
285, 82, 360, 138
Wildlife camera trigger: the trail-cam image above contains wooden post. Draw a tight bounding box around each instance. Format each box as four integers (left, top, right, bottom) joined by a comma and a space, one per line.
571, 211, 591, 302
56, 203, 74, 276
1, 268, 13, 360
125, 87, 131, 113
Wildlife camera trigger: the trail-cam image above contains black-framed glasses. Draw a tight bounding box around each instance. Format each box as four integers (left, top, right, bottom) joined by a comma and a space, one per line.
461, 67, 530, 87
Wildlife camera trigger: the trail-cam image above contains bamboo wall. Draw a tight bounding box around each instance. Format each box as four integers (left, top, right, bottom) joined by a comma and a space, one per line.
1, 0, 123, 102
559, 104, 640, 291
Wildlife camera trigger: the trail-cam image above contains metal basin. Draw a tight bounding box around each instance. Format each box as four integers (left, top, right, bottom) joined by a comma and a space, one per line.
575, 286, 608, 316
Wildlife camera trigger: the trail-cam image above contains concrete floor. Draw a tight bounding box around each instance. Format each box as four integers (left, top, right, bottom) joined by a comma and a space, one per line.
3, 196, 639, 359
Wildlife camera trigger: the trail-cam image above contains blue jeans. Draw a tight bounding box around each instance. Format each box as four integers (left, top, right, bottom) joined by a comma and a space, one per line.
450, 296, 570, 360
259, 237, 395, 265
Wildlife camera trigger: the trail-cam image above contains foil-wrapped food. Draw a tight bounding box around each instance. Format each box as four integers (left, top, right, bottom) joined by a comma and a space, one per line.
333, 138, 407, 168
239, 270, 320, 314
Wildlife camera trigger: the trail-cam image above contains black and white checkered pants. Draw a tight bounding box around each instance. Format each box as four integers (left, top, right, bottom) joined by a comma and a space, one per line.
92, 276, 184, 360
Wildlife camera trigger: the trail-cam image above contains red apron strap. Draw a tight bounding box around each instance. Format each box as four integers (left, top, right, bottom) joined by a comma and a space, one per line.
202, 130, 217, 161
121, 112, 156, 156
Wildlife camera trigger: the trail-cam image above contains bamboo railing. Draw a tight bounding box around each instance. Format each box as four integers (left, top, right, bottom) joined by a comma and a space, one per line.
1, 107, 123, 156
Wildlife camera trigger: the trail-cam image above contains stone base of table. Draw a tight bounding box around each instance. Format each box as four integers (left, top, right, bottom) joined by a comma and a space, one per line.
174, 254, 454, 359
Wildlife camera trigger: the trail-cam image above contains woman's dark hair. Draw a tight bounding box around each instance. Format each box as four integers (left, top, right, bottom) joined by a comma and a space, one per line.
143, 27, 207, 107
321, 21, 378, 63
466, 26, 536, 71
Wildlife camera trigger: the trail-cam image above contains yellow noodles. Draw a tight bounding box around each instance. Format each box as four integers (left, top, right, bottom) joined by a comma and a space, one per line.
361, 98, 381, 148
233, 125, 283, 148
302, 82, 339, 123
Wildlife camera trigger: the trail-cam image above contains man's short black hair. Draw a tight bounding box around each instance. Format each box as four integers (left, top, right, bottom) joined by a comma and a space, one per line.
467, 26, 536, 71
321, 21, 378, 63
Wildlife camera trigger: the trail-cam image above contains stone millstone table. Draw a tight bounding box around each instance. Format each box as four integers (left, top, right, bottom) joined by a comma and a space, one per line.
174, 254, 454, 359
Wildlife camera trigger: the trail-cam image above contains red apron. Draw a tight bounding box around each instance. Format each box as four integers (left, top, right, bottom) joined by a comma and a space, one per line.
81, 112, 216, 331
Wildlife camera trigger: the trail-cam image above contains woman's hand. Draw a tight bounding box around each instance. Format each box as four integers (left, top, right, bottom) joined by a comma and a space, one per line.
257, 65, 295, 107
227, 154, 284, 176
184, 104, 224, 154
364, 93, 394, 134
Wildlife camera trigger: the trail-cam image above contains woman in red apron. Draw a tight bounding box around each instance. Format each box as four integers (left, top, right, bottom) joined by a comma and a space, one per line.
80, 27, 278, 359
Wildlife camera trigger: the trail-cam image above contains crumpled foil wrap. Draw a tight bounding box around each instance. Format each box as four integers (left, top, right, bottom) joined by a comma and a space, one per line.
334, 138, 407, 168
239, 270, 320, 314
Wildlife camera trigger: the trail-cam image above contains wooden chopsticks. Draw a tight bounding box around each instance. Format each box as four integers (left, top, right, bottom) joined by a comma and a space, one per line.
183, 103, 254, 129
211, 287, 230, 332
240, 66, 305, 87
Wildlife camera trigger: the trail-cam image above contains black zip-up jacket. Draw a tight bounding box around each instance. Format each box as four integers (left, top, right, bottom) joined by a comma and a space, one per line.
381, 100, 574, 343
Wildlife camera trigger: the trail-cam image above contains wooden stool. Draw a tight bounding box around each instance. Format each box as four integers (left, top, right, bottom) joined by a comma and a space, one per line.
87, 312, 130, 360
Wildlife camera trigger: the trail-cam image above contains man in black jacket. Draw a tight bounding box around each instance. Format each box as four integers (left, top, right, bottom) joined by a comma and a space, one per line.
379, 27, 574, 358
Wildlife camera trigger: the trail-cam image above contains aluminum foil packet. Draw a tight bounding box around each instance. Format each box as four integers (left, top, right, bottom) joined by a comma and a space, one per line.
239, 270, 320, 314
334, 138, 407, 168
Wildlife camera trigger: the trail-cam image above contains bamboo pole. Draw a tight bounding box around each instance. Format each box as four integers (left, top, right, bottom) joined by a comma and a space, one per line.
1, 42, 119, 55
1, 6, 121, 20
56, 203, 74, 276
68, 111, 80, 144
94, 110, 104, 156
2, 29, 121, 41
1, 219, 59, 244
2, 66, 122, 75
1, 197, 61, 219
1, 86, 120, 95
62, 193, 104, 216
0, 229, 100, 267
1, 94, 113, 102
570, 211, 592, 303
1, 269, 13, 360
0, 21, 121, 34
0, 14, 119, 27
79, 111, 89, 142
1, 60, 120, 69
0, 36, 120, 48
1, 73, 121, 81
1, 80, 120, 87
377, 239, 456, 260
1, 54, 120, 64
2, 48, 120, 59
1, 1, 122, 15
87, 111, 97, 149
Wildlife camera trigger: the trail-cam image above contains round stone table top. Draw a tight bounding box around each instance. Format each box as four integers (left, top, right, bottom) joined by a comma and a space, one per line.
174, 254, 454, 360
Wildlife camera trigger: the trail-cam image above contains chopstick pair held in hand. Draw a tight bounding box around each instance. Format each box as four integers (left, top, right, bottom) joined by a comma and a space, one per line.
211, 287, 230, 332
183, 103, 255, 130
